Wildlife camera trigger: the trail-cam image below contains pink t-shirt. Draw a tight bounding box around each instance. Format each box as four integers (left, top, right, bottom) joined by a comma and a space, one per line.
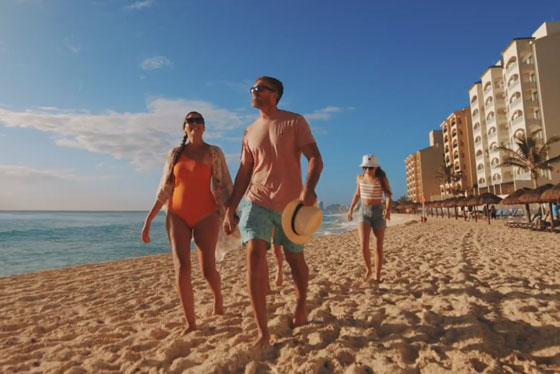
241, 110, 316, 211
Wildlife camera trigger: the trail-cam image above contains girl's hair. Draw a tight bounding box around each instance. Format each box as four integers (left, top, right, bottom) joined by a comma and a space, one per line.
363, 167, 392, 196
166, 112, 204, 184
375, 167, 392, 195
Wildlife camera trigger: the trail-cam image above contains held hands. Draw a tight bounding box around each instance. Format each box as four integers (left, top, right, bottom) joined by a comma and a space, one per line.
223, 204, 240, 235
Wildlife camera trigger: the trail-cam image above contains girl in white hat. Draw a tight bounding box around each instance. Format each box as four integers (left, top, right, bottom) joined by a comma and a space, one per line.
347, 154, 392, 283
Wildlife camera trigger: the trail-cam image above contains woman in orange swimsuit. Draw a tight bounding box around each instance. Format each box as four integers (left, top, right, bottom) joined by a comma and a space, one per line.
141, 111, 234, 334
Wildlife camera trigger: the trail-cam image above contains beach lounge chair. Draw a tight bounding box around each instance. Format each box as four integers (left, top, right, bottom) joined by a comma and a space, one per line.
496, 209, 509, 219
505, 209, 520, 227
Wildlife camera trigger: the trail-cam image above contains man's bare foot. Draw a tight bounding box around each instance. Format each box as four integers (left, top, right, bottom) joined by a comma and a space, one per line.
213, 304, 224, 315
182, 325, 196, 335
253, 333, 271, 347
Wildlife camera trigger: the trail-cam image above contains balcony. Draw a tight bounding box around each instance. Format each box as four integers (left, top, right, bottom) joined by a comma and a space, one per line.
506, 61, 518, 75
509, 96, 522, 109
511, 115, 525, 126
486, 116, 496, 125
507, 79, 520, 90
522, 79, 537, 89
483, 84, 492, 94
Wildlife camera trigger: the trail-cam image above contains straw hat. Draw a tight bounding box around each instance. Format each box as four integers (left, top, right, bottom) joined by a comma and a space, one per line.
281, 199, 323, 244
360, 154, 380, 168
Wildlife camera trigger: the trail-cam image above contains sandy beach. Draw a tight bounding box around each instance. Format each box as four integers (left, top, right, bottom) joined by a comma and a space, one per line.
1, 216, 559, 374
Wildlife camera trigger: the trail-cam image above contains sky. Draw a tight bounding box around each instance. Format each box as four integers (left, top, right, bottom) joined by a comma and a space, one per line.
0, 0, 559, 210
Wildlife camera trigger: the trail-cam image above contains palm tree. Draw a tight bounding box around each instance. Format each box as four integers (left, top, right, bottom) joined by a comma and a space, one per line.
497, 130, 560, 188
436, 162, 463, 196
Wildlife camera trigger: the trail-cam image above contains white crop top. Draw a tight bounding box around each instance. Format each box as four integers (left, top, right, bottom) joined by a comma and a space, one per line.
360, 181, 383, 200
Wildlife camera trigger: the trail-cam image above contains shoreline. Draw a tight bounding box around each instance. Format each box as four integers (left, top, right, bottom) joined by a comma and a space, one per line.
2, 218, 559, 373
1, 213, 420, 279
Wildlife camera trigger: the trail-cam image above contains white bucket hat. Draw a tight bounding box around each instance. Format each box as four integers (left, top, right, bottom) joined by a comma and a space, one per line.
360, 154, 380, 168
281, 200, 323, 244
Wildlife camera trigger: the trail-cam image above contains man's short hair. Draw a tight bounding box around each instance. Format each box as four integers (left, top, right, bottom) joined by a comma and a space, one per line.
258, 76, 283, 104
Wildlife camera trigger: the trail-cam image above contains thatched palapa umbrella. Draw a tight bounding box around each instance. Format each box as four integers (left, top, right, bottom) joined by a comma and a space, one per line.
540, 183, 560, 228
433, 200, 444, 217
519, 184, 554, 226
476, 192, 502, 224
452, 196, 466, 220
501, 187, 532, 223
462, 195, 479, 222
443, 198, 455, 218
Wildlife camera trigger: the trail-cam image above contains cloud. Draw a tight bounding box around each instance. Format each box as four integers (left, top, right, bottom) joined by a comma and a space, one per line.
0, 165, 79, 181
125, 0, 153, 10
140, 56, 172, 71
64, 37, 82, 54
0, 98, 252, 171
304, 106, 345, 120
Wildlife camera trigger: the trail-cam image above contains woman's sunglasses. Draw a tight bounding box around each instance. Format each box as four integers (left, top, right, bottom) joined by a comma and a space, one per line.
363, 167, 375, 170
186, 117, 204, 125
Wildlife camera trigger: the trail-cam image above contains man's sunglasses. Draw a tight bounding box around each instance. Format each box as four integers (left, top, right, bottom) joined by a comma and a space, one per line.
250, 85, 275, 94
185, 117, 204, 125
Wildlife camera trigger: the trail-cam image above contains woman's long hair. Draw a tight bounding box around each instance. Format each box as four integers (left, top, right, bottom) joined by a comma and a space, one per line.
363, 167, 392, 196
375, 167, 392, 195
166, 111, 204, 184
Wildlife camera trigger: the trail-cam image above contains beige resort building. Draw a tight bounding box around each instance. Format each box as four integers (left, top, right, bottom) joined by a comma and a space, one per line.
470, 21, 560, 193
439, 108, 476, 198
406, 130, 444, 203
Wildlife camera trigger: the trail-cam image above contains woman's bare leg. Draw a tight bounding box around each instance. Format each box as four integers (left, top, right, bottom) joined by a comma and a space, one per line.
372, 227, 385, 282
193, 212, 224, 315
167, 212, 195, 333
358, 222, 372, 280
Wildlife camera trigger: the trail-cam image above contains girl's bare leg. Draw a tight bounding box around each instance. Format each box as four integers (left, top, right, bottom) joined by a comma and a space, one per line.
193, 212, 224, 315
358, 222, 372, 280
167, 212, 195, 333
372, 227, 385, 282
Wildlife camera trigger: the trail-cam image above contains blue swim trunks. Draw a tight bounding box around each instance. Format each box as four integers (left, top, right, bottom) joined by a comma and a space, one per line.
239, 201, 304, 253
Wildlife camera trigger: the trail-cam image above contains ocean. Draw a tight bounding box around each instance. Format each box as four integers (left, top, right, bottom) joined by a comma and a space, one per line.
0, 211, 356, 278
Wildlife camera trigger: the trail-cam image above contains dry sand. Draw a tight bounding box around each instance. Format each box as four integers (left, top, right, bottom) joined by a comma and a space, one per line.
1, 217, 560, 373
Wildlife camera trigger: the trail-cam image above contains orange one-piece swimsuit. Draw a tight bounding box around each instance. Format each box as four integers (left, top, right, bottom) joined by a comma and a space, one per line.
170, 155, 217, 228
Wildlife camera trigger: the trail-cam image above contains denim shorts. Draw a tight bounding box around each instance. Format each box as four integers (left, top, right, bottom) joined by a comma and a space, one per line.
358, 204, 386, 229
238, 201, 304, 253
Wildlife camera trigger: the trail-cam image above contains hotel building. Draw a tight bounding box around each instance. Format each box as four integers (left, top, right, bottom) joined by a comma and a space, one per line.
440, 108, 477, 198
406, 130, 444, 202
470, 21, 560, 192
469, 64, 516, 195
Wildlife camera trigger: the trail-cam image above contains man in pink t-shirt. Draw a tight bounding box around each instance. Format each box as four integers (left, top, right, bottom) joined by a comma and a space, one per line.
224, 76, 323, 347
